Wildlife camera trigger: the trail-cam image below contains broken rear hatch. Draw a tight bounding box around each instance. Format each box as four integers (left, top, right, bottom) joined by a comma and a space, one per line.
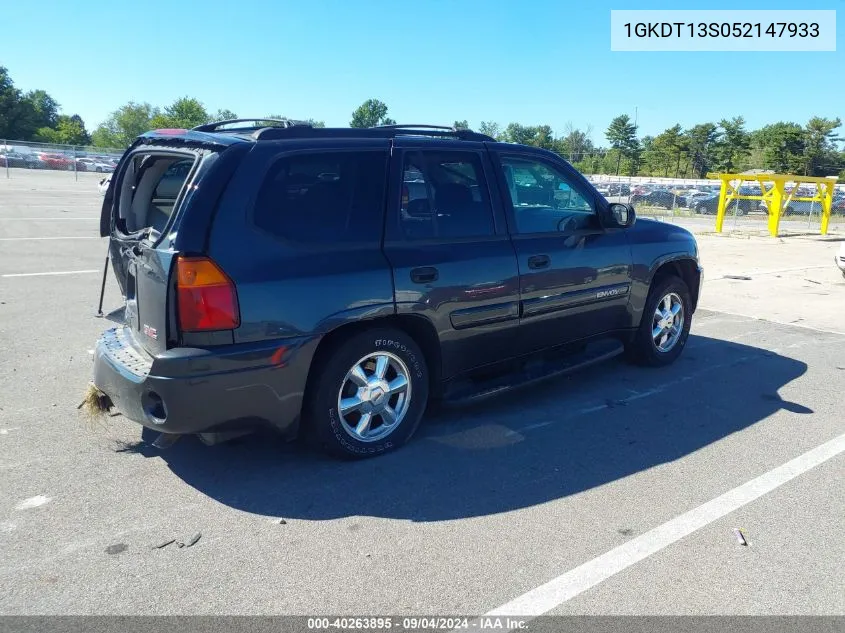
98, 130, 242, 355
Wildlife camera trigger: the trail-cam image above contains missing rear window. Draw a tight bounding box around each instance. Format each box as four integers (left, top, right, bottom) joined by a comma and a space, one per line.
117, 153, 196, 235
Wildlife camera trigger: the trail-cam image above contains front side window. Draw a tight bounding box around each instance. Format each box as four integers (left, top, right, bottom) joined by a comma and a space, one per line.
500, 156, 596, 234
253, 151, 388, 244
399, 150, 495, 240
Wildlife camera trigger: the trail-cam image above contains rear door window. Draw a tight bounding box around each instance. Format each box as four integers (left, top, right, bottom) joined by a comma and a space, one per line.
399, 150, 495, 240
252, 150, 388, 245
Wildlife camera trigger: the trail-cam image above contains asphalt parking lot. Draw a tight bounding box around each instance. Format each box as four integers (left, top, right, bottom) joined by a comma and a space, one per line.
1, 170, 843, 617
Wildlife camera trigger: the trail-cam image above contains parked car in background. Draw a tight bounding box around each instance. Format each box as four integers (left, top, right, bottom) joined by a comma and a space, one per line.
39, 153, 74, 170
760, 199, 823, 216
682, 190, 713, 207
692, 187, 758, 215
632, 189, 678, 209
78, 157, 116, 173
0, 151, 32, 168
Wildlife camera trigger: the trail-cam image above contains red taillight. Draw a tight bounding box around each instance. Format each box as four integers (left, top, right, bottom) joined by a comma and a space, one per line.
176, 256, 240, 332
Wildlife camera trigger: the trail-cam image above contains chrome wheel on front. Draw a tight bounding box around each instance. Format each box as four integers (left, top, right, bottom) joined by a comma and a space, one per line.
337, 352, 412, 443
652, 292, 684, 353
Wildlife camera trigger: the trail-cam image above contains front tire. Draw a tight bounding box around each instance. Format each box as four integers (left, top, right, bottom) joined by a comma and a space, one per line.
306, 328, 429, 459
626, 276, 692, 367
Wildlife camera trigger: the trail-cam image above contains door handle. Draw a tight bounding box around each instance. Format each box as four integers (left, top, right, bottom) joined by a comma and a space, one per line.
410, 266, 438, 284
527, 255, 551, 270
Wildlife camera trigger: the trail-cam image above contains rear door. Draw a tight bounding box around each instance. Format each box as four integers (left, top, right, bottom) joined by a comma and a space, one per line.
99, 144, 207, 354
383, 140, 522, 379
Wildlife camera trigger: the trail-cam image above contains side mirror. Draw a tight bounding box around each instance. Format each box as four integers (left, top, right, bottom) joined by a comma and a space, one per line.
605, 203, 636, 228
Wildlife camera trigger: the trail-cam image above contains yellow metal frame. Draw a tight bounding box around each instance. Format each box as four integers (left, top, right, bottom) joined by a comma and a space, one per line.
707, 173, 839, 236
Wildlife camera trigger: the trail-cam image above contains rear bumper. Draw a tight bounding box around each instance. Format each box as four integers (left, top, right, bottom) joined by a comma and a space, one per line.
93, 326, 313, 435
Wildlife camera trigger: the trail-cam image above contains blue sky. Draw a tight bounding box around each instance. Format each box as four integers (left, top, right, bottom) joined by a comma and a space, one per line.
2, 0, 842, 144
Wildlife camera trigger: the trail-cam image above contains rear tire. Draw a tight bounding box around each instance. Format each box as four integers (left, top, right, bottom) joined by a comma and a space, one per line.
306, 328, 429, 459
625, 276, 692, 367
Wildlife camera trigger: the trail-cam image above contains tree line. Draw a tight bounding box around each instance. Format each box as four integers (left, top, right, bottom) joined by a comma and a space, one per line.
1, 66, 842, 179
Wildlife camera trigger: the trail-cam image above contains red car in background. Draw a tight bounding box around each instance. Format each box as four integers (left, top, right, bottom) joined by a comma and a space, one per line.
39, 153, 75, 170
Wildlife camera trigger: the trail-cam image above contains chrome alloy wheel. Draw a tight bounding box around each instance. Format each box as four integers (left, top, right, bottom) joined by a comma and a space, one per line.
652, 292, 684, 353
336, 352, 412, 442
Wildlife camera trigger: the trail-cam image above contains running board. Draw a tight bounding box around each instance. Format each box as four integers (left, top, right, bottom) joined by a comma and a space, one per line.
441, 339, 625, 408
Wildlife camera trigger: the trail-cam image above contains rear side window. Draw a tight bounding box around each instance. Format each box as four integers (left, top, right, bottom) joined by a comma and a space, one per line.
400, 150, 495, 240
253, 151, 388, 244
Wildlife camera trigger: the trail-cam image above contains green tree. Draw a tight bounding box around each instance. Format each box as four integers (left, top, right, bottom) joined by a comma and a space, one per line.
644, 124, 688, 177
350, 99, 395, 128
685, 123, 718, 178
606, 115, 639, 176
453, 120, 469, 130
752, 122, 806, 173
150, 97, 209, 129
558, 124, 595, 162
503, 123, 538, 145
803, 116, 841, 176
212, 109, 239, 122
34, 114, 90, 145
478, 121, 501, 139
532, 125, 556, 150
712, 117, 750, 173
26, 89, 60, 130
0, 66, 38, 140
90, 101, 159, 148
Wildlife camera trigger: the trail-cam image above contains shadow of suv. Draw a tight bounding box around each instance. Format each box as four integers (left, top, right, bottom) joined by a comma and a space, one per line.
93, 120, 703, 459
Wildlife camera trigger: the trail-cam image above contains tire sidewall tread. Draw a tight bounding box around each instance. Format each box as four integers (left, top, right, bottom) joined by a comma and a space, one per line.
627, 276, 692, 367
308, 328, 429, 459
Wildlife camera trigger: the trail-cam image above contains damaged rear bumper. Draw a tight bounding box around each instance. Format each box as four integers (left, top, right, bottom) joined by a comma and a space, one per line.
92, 326, 310, 436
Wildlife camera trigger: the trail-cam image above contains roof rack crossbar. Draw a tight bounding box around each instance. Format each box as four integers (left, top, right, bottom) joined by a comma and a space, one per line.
192, 118, 311, 132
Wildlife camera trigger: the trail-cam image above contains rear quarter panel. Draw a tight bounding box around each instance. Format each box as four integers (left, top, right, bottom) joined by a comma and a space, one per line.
206, 141, 396, 346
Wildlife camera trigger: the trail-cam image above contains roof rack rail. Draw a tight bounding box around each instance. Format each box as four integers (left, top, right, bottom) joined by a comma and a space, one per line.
373, 124, 457, 131
192, 118, 311, 133
253, 124, 495, 143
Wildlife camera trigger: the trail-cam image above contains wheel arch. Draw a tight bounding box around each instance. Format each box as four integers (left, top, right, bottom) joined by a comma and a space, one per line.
303, 314, 443, 415
650, 257, 701, 312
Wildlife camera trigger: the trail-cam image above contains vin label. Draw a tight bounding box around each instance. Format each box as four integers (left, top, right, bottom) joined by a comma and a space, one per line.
610, 10, 836, 51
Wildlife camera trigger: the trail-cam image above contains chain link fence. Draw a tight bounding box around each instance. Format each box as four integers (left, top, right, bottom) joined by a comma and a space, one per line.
557, 150, 845, 235
1, 139, 125, 180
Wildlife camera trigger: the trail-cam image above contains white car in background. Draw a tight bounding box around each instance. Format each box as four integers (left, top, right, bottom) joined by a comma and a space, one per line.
836, 242, 845, 279
78, 157, 115, 173
98, 174, 111, 195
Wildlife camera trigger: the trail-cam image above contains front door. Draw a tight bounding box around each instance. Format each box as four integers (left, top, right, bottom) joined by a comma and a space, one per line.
492, 151, 633, 352
382, 142, 522, 380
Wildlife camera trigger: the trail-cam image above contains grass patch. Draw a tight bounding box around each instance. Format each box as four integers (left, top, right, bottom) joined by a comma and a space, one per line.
77, 382, 111, 430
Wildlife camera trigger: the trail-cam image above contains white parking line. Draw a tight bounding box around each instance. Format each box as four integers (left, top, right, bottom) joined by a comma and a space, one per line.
0, 237, 100, 241
482, 431, 845, 622
2, 270, 99, 278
